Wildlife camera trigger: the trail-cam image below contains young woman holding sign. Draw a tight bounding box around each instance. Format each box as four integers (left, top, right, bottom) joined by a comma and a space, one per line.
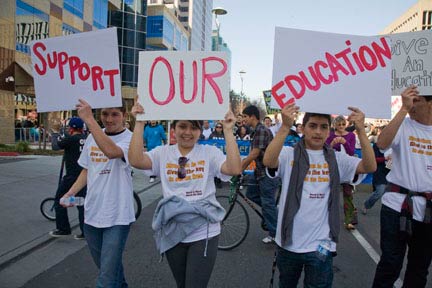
128, 98, 241, 288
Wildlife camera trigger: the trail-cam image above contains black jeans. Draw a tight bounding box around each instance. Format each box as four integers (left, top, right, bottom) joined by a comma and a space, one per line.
54, 175, 86, 234
372, 204, 432, 288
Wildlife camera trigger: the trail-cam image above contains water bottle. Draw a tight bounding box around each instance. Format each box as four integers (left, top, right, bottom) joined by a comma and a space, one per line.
60, 196, 85, 206
315, 240, 331, 262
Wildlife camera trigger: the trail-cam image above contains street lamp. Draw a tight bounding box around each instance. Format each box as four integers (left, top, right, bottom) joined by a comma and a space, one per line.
239, 70, 246, 112
212, 7, 227, 51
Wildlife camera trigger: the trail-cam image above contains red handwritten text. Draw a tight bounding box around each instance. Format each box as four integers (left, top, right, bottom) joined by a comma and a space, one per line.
148, 56, 227, 105
32, 42, 119, 96
272, 37, 391, 107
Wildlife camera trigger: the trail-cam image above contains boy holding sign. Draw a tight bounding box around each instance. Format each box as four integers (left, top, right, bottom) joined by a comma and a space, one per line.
263, 104, 376, 287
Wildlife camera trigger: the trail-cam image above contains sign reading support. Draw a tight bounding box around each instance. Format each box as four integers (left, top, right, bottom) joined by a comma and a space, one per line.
271, 27, 392, 119
30, 27, 122, 112
137, 51, 230, 120
389, 30, 432, 96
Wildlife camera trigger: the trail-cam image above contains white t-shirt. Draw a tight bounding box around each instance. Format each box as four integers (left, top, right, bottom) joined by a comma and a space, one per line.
78, 129, 135, 228
275, 147, 361, 253
146, 144, 230, 242
381, 118, 432, 221
202, 128, 213, 140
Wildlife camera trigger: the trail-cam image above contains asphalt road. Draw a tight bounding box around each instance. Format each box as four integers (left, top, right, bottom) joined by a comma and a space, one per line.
1, 156, 431, 287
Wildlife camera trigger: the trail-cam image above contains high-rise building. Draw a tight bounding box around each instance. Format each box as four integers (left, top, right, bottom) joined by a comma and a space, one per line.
185, 0, 213, 51
0, 0, 111, 144
380, 0, 432, 34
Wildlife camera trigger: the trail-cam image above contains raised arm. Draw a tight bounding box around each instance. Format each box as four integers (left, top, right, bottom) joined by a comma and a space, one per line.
76, 99, 124, 159
347, 107, 376, 174
377, 86, 418, 150
263, 104, 299, 168
128, 98, 153, 170
221, 109, 242, 175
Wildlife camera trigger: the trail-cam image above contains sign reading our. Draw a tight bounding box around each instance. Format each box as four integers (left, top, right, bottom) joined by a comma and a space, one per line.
389, 30, 432, 96
30, 27, 121, 112
137, 51, 229, 120
271, 27, 392, 119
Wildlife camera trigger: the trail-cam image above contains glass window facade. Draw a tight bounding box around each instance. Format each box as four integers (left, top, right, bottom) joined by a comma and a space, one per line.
64, 0, 84, 18
15, 0, 49, 54
93, 0, 108, 29
108, 0, 147, 87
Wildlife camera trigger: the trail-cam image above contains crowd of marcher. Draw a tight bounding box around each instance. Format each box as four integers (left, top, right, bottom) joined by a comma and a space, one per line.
47, 85, 431, 288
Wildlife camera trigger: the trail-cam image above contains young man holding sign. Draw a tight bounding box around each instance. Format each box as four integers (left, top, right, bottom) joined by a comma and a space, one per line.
263, 104, 376, 287
372, 86, 432, 288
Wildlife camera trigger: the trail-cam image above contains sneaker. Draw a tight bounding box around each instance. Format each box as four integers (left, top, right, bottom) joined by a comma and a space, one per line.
262, 236, 275, 244
345, 223, 356, 230
49, 229, 71, 237
74, 233, 85, 240
149, 177, 155, 183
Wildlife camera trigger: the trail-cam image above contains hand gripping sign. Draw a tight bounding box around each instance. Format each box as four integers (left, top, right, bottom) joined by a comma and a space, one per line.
271, 27, 392, 119
31, 27, 121, 112
137, 51, 230, 120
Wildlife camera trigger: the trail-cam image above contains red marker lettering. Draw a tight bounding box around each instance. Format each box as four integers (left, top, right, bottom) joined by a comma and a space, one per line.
201, 57, 227, 104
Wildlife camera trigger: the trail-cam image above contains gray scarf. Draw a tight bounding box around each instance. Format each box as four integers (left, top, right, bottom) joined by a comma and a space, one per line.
280, 139, 341, 246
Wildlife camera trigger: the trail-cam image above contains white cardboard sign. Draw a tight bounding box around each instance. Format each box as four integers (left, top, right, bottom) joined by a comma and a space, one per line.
271, 27, 392, 119
31, 27, 122, 112
137, 51, 230, 120
388, 30, 432, 96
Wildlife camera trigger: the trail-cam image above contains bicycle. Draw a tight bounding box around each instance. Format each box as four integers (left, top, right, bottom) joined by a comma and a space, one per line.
40, 191, 142, 221
216, 174, 267, 250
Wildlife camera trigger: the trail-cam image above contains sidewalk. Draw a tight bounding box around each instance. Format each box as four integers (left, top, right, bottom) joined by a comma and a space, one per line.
0, 155, 161, 283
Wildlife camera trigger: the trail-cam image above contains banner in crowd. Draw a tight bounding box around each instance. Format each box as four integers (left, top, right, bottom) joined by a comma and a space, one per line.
137, 51, 230, 120
199, 139, 372, 183
30, 27, 121, 112
263, 90, 281, 114
388, 30, 432, 96
271, 27, 392, 119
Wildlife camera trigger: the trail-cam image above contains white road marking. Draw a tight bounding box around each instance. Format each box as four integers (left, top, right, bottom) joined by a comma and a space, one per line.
350, 229, 403, 288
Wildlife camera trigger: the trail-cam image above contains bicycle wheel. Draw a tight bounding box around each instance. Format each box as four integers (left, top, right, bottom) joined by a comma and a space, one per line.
133, 192, 142, 220
216, 195, 250, 250
40, 197, 56, 221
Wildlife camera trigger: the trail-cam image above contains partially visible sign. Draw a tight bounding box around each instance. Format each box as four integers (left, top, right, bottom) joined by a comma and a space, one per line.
272, 27, 392, 119
389, 30, 432, 96
137, 51, 230, 120
263, 90, 281, 114
31, 27, 121, 112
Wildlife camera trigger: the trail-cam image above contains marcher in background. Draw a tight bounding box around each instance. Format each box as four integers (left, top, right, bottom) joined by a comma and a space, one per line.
209, 123, 225, 188
50, 117, 87, 239
241, 105, 280, 244
128, 99, 241, 288
236, 125, 250, 140
326, 115, 358, 230
362, 143, 391, 215
372, 86, 432, 288
144, 120, 167, 183
201, 120, 213, 140
264, 104, 376, 288
62, 100, 135, 287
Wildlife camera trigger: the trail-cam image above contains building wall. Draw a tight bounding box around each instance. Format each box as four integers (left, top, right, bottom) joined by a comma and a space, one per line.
189, 0, 213, 51
380, 0, 432, 34
0, 90, 15, 144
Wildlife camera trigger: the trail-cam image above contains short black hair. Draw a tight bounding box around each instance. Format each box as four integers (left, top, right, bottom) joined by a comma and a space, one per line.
264, 116, 272, 121
423, 95, 432, 102
302, 113, 332, 126
242, 105, 260, 121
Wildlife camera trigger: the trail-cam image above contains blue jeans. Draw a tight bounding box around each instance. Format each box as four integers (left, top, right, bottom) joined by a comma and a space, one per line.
364, 184, 386, 209
277, 247, 333, 288
84, 224, 131, 288
246, 174, 280, 237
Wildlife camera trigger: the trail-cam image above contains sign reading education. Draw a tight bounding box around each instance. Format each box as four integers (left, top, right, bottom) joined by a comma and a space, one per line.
31, 27, 121, 112
271, 27, 392, 119
389, 30, 432, 96
137, 51, 230, 120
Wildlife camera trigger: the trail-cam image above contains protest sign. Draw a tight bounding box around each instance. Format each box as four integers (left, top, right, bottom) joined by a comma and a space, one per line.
31, 27, 121, 112
263, 90, 281, 115
388, 30, 432, 96
272, 27, 392, 119
137, 51, 230, 120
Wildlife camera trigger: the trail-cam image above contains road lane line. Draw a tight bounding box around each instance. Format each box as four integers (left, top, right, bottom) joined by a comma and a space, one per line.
351, 229, 403, 288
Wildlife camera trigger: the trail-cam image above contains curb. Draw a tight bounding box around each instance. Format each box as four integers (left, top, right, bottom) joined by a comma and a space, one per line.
0, 179, 161, 271
0, 152, 20, 157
